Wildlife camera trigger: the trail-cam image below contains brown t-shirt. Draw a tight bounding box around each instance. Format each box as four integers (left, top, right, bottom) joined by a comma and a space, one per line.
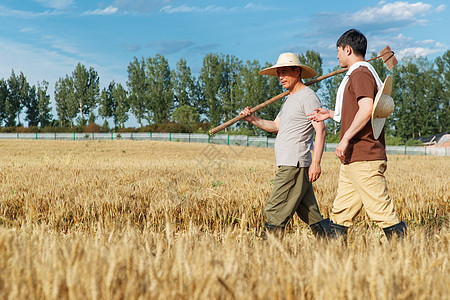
340, 66, 387, 164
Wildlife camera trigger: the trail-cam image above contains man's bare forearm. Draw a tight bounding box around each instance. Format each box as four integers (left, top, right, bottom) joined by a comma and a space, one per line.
312, 122, 326, 164
248, 117, 279, 133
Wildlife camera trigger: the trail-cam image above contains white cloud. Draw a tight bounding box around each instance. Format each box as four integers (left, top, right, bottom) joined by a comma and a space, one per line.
397, 47, 441, 58
159, 5, 196, 13
436, 4, 447, 13
309, 1, 442, 38
34, 0, 74, 10
20, 27, 35, 33
421, 39, 435, 45
244, 3, 280, 11
112, 0, 174, 14
159, 3, 276, 14
353, 1, 432, 24
0, 5, 57, 18
46, 37, 83, 56
113, 1, 271, 14
368, 33, 447, 60
83, 6, 119, 16
159, 5, 231, 14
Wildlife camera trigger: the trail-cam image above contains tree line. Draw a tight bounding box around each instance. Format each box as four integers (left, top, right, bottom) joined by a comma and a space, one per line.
0, 50, 448, 141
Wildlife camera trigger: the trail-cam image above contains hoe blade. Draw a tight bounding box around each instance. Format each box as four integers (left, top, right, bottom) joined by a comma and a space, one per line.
379, 45, 398, 70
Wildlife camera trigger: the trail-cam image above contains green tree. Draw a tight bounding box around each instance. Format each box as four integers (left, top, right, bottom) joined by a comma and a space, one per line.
36, 80, 53, 127
24, 85, 39, 126
100, 81, 130, 129
146, 54, 173, 124
391, 57, 436, 139
112, 82, 130, 128
72, 63, 100, 125
419, 58, 442, 136
435, 50, 450, 133
239, 60, 265, 133
172, 59, 198, 107
299, 50, 323, 92
172, 104, 199, 132
0, 79, 9, 126
260, 73, 284, 126
199, 53, 224, 127
6, 70, 29, 127
99, 82, 114, 126
369, 51, 388, 82
55, 76, 78, 127
127, 57, 149, 127
238, 60, 282, 136
220, 55, 243, 128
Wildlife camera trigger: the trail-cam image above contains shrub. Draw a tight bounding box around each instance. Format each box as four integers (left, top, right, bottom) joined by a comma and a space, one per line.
405, 138, 424, 146
385, 135, 404, 145
83, 123, 101, 133
224, 128, 254, 136
172, 105, 199, 132
116, 127, 137, 133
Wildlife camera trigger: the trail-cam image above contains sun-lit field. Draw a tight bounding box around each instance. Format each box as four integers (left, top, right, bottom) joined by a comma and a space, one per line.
0, 140, 448, 299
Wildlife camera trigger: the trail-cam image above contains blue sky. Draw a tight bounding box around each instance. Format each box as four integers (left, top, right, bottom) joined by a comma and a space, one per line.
0, 0, 448, 126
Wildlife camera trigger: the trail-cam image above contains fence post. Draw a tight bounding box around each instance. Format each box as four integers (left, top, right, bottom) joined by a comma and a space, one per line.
247, 135, 249, 147
266, 136, 269, 148
131, 132, 133, 140
92, 133, 95, 140
111, 132, 113, 140
188, 133, 191, 143
73, 132, 76, 141
36, 132, 38, 140
169, 133, 172, 141
228, 135, 230, 146
150, 132, 152, 140
404, 146, 407, 155
17, 132, 19, 139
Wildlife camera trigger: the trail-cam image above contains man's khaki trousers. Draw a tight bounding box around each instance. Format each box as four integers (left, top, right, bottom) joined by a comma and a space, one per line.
265, 165, 323, 227
330, 160, 400, 228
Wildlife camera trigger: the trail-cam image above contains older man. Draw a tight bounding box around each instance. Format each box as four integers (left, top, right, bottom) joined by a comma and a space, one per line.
240, 52, 330, 238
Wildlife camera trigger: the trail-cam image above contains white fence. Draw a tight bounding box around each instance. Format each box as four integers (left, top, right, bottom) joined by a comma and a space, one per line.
0, 132, 448, 156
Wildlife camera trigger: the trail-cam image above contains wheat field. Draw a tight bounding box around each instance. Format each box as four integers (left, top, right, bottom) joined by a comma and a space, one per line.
0, 140, 448, 299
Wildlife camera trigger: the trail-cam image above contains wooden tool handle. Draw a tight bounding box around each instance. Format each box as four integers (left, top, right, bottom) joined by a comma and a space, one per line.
208, 69, 348, 135
208, 91, 289, 135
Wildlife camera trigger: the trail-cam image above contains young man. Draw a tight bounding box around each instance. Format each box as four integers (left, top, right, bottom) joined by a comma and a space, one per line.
308, 29, 407, 240
239, 52, 330, 238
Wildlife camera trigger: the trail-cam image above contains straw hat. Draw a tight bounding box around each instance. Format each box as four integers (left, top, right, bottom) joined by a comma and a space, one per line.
259, 52, 317, 79
371, 75, 394, 139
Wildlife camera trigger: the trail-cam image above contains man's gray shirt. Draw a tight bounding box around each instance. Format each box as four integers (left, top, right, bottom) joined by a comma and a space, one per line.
275, 87, 322, 167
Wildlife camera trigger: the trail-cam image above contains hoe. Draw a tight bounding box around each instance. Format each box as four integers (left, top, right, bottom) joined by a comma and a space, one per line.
209, 45, 398, 136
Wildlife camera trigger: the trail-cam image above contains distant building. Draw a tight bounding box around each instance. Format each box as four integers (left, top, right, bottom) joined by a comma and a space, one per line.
417, 132, 450, 147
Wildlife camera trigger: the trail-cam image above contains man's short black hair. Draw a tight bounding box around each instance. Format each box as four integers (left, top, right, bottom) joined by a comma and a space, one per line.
336, 29, 367, 58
